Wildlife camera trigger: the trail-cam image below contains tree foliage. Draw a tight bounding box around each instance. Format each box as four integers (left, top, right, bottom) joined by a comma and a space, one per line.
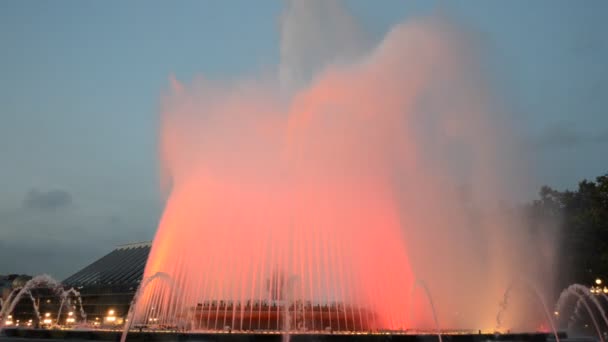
530, 173, 608, 287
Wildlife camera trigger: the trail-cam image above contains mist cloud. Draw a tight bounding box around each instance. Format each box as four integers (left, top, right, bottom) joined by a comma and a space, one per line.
22, 188, 73, 211
141, 2, 553, 331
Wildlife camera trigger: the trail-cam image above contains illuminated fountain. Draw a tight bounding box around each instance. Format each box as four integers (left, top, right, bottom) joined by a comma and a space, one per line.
122, 2, 559, 338
553, 284, 608, 342
1, 275, 58, 326
494, 278, 560, 341
56, 288, 87, 325
0, 274, 86, 329
408, 279, 442, 342
0, 3, 596, 342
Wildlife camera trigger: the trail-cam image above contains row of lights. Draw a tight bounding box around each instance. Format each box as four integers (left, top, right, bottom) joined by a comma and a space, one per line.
3, 315, 34, 327
42, 309, 120, 325
5, 310, 107, 327
590, 278, 608, 295
5, 281, 605, 328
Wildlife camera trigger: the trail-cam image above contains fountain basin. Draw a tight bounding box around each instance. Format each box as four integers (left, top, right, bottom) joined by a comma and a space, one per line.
1, 328, 568, 341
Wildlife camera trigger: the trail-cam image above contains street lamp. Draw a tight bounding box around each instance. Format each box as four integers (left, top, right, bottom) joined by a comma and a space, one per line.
596, 278, 602, 285
43, 312, 52, 325
105, 309, 116, 324
66, 311, 75, 324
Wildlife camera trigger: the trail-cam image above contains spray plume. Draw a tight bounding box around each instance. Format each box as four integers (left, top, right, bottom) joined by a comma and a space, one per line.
135, 1, 554, 332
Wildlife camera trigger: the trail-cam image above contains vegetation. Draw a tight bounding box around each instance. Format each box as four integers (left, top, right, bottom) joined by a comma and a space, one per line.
529, 173, 608, 288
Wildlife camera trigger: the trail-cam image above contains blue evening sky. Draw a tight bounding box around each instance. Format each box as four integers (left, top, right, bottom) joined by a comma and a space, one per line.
0, 0, 606, 277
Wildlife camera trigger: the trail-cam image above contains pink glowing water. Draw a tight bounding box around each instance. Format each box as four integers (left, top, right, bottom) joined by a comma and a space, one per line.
133, 3, 555, 333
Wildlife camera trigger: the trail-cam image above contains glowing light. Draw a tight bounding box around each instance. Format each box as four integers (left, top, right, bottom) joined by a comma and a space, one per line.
66, 317, 75, 324
42, 318, 52, 325
131, 2, 550, 332
68, 311, 74, 317
554, 311, 559, 316
604, 286, 608, 294
104, 308, 117, 324
44, 312, 51, 318
595, 278, 602, 285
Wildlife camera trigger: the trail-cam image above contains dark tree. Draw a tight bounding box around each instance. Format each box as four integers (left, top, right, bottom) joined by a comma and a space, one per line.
530, 173, 608, 288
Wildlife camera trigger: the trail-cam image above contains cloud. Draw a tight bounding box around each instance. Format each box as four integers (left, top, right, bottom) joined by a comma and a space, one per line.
537, 122, 581, 148
0, 188, 158, 279
537, 121, 608, 148
0, 209, 155, 279
22, 189, 73, 211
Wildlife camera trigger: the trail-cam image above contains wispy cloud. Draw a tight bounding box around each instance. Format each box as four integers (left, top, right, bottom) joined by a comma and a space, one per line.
22, 188, 72, 211
537, 121, 608, 148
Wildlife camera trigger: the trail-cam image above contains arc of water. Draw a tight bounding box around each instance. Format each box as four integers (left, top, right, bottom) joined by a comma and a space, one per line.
57, 292, 67, 323
121, 272, 177, 342
57, 288, 87, 324
601, 293, 608, 304
574, 285, 608, 329
1, 275, 63, 327
554, 287, 604, 342
495, 277, 560, 342
407, 279, 442, 342
555, 285, 608, 330
1, 289, 16, 319
0, 274, 91, 330
566, 296, 585, 331
0, 288, 42, 328
0, 287, 22, 319
564, 290, 608, 331
72, 289, 87, 322
26, 290, 42, 325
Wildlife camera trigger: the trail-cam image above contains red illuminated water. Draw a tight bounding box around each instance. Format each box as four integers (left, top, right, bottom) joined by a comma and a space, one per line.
129, 6, 554, 334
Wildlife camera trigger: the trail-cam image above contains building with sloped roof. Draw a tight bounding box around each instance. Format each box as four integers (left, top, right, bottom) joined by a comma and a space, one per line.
62, 242, 151, 321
